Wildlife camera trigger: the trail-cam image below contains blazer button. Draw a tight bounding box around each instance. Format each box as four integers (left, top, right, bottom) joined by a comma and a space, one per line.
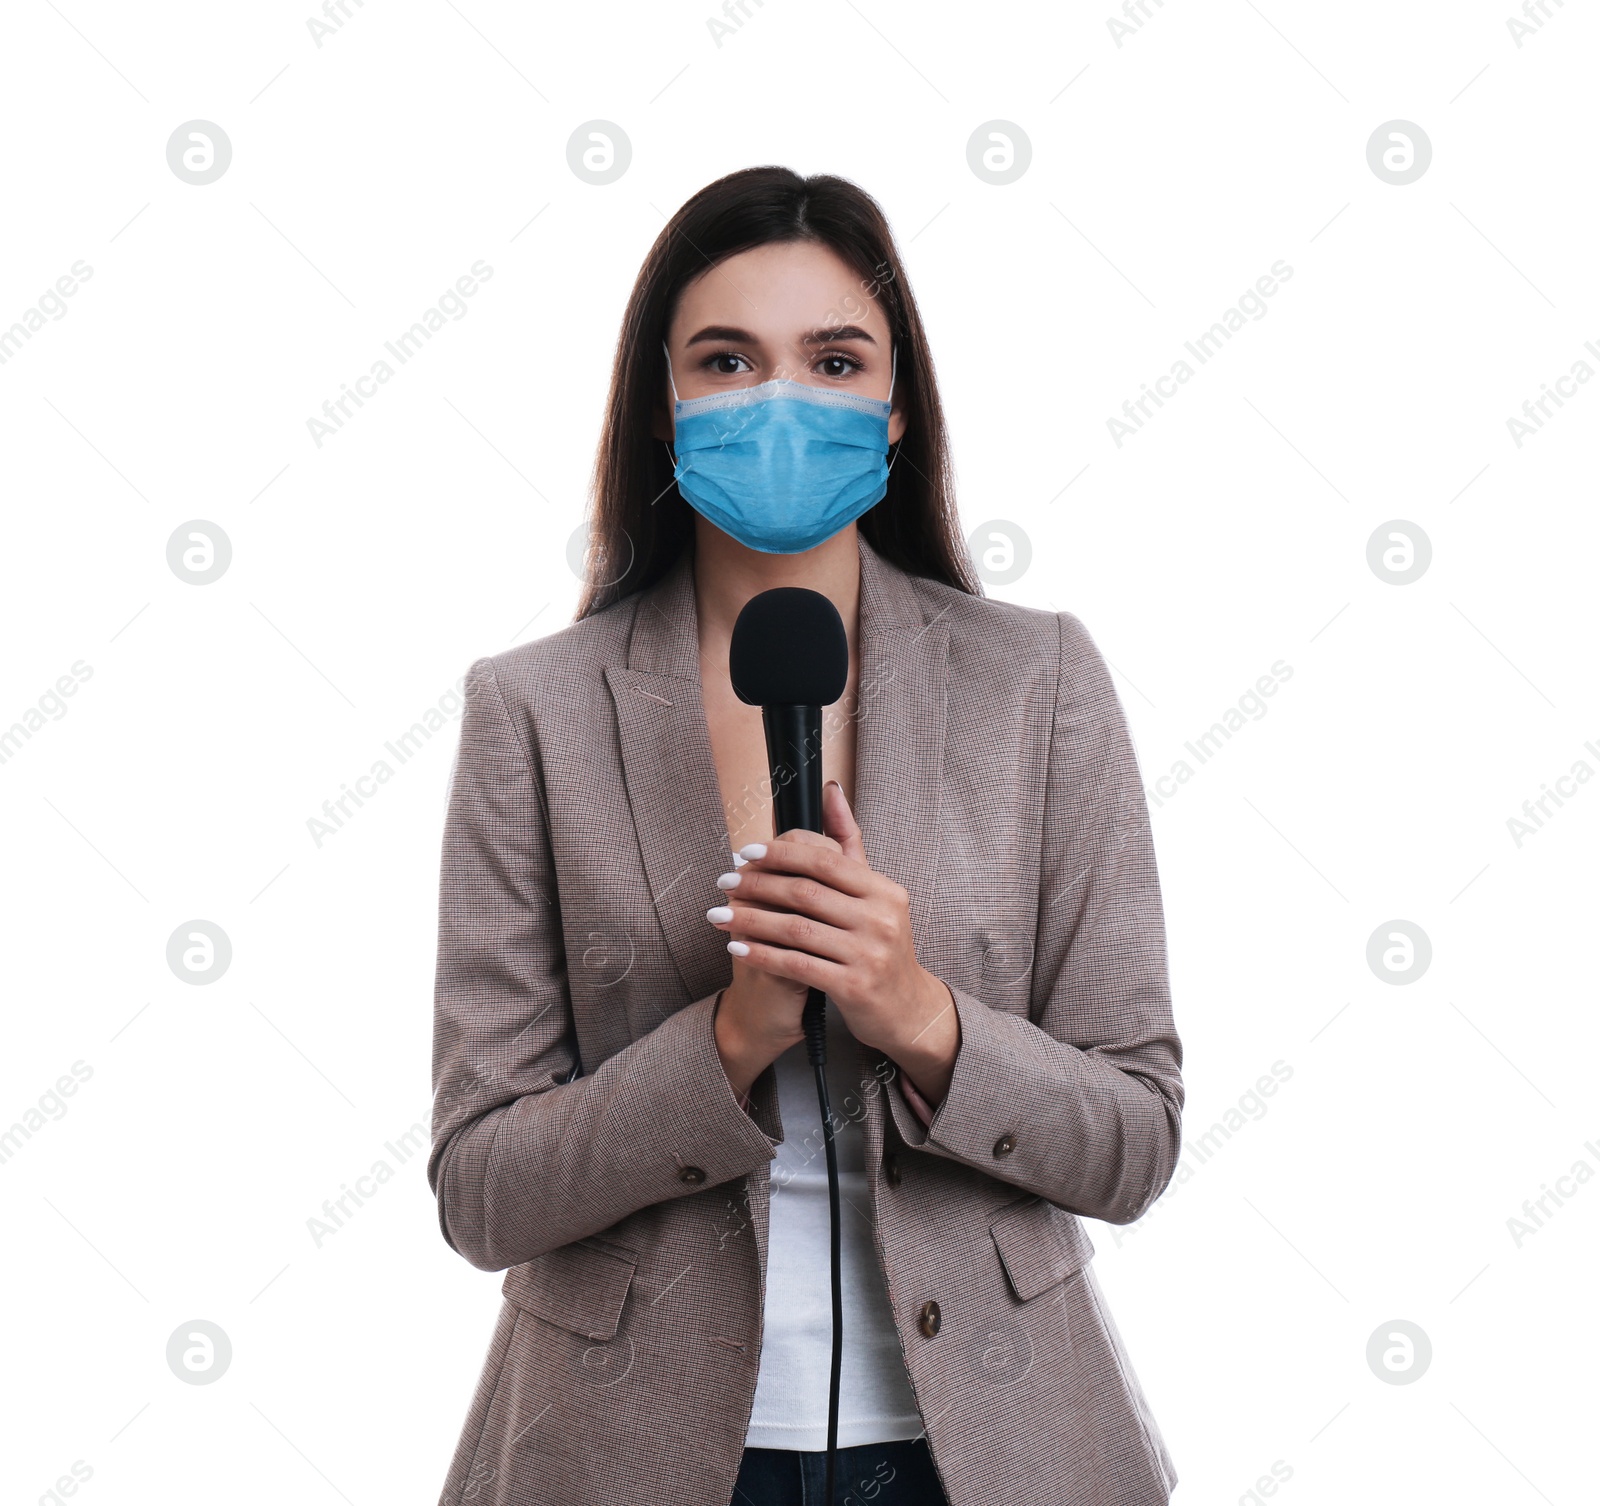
917, 1300, 941, 1338
993, 1133, 1017, 1157
679, 1165, 707, 1185
884, 1151, 901, 1186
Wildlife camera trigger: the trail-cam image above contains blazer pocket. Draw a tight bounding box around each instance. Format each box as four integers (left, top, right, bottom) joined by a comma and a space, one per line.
501, 1237, 639, 1341
989, 1196, 1097, 1302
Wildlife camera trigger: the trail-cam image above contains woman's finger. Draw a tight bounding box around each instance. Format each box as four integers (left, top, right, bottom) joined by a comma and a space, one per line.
733, 835, 874, 897
724, 934, 849, 993
717, 866, 863, 929
821, 781, 868, 866
774, 827, 843, 854
710, 898, 853, 964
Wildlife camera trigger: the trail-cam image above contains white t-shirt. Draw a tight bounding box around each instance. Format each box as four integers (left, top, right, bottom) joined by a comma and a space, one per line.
743, 993, 925, 1450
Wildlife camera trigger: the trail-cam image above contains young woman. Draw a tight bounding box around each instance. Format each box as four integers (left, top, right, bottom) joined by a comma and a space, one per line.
429, 166, 1184, 1506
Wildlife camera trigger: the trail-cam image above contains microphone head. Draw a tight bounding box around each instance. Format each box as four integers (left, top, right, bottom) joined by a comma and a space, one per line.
729, 587, 849, 706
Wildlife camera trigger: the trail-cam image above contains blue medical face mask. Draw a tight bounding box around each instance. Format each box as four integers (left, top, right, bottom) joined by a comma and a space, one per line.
662, 339, 900, 555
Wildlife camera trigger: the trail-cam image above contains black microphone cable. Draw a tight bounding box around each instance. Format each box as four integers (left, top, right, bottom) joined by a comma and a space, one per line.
801, 986, 843, 1506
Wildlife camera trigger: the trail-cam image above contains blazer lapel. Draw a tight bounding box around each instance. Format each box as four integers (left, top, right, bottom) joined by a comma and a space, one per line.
605, 533, 950, 1016
851, 537, 951, 959
605, 549, 731, 1010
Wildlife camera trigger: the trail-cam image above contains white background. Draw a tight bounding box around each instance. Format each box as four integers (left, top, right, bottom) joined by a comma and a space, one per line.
2, 1, 1596, 1502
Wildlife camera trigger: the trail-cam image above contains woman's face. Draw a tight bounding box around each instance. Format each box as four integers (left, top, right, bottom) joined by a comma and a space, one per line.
658, 239, 907, 446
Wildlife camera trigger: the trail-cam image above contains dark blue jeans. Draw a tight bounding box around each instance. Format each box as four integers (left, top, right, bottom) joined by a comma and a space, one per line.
729, 1437, 949, 1505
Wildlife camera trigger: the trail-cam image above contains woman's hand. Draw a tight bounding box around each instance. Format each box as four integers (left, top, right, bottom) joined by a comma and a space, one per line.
712, 940, 806, 1106
709, 828, 841, 1100
705, 781, 961, 1105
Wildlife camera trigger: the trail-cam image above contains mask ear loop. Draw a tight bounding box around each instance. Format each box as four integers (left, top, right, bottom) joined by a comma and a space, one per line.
885, 342, 902, 476
661, 339, 680, 472
661, 339, 681, 406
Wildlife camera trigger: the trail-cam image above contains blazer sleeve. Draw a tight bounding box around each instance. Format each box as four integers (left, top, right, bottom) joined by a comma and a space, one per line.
884, 611, 1183, 1226
427, 656, 781, 1273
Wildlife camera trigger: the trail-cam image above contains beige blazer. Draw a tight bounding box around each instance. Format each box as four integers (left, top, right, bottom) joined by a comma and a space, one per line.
429, 532, 1184, 1505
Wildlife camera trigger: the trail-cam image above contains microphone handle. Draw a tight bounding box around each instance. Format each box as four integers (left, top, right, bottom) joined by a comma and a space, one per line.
764, 703, 824, 837
761, 703, 829, 1064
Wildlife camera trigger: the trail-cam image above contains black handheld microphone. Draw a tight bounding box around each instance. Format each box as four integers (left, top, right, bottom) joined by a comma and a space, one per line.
728, 586, 848, 1504
729, 585, 849, 871
729, 585, 849, 1067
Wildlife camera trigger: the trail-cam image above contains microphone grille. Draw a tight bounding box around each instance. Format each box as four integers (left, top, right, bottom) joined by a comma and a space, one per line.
728, 587, 849, 706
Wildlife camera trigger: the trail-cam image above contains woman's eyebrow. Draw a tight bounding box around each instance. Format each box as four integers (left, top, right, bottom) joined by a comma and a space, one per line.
800, 324, 877, 345
685, 324, 758, 347
682, 323, 879, 347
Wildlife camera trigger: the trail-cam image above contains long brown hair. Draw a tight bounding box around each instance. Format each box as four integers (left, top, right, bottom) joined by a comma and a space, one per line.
574, 165, 980, 620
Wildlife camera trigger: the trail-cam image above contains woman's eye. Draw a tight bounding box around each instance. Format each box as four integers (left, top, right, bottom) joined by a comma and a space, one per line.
705, 352, 749, 375
817, 353, 864, 379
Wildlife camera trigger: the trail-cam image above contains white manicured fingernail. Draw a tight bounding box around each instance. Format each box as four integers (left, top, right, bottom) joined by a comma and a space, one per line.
739, 843, 767, 860
716, 872, 741, 890
727, 940, 750, 956
706, 905, 734, 923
